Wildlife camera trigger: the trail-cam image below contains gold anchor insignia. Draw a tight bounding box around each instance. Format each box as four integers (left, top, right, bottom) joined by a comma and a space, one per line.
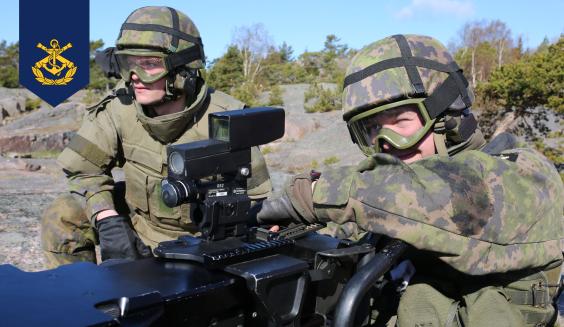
31, 39, 78, 85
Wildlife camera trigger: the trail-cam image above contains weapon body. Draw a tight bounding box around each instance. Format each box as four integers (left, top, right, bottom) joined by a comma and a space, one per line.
0, 107, 407, 326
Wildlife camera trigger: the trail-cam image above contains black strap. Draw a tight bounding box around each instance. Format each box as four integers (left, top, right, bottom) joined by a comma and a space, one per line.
120, 23, 202, 46
423, 74, 464, 118
458, 113, 478, 140
343, 57, 459, 89
167, 7, 180, 50
343, 35, 472, 119
165, 46, 204, 70
392, 34, 425, 94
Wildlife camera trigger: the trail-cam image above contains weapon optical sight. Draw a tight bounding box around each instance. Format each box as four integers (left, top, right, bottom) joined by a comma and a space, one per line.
161, 107, 284, 239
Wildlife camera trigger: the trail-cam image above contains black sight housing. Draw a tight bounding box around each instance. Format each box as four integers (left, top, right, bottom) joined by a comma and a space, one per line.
161, 107, 284, 240
165, 107, 284, 181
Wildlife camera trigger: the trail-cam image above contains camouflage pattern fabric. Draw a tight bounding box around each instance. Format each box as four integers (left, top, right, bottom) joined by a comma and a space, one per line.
41, 193, 97, 268
116, 6, 204, 69
342, 35, 455, 117
288, 148, 563, 275
42, 84, 272, 266
318, 221, 366, 241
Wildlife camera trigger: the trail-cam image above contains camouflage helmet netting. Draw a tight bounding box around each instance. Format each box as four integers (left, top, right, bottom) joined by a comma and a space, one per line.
116, 6, 204, 69
342, 35, 454, 121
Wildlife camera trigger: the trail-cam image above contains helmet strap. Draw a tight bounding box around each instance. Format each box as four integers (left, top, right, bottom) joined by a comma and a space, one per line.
433, 132, 449, 156
163, 73, 179, 102
433, 112, 485, 156
342, 34, 472, 123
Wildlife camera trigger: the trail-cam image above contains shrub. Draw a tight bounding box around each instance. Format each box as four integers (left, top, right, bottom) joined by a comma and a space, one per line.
267, 85, 284, 106
304, 83, 341, 113
25, 98, 42, 111
323, 156, 340, 166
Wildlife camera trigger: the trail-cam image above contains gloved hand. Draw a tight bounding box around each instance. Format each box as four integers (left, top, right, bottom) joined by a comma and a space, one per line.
95, 215, 152, 262
251, 194, 303, 226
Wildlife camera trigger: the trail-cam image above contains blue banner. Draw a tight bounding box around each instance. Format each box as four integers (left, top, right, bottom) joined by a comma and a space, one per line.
19, 0, 90, 107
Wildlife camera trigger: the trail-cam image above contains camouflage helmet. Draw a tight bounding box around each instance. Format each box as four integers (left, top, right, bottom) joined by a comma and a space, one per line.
114, 6, 206, 101
116, 6, 205, 72
342, 34, 477, 156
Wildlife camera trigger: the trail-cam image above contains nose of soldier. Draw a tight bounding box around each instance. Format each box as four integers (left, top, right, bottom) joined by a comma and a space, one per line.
130, 72, 141, 82
380, 141, 392, 151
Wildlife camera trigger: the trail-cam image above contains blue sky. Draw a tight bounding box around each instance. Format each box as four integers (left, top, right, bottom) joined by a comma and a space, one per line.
1, 0, 563, 63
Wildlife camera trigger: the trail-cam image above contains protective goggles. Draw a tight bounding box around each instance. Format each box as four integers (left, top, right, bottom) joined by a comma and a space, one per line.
115, 50, 169, 83
347, 98, 435, 156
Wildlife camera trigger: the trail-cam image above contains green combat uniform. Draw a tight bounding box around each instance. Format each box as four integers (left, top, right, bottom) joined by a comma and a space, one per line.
41, 84, 272, 267
285, 148, 563, 326
41, 6, 272, 267
258, 35, 563, 326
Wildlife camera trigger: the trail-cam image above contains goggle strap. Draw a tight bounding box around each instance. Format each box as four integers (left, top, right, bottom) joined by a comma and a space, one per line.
165, 46, 204, 71
343, 35, 471, 119
423, 70, 470, 119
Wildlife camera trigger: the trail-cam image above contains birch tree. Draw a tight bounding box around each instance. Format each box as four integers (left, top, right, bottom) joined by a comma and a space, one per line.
232, 23, 272, 84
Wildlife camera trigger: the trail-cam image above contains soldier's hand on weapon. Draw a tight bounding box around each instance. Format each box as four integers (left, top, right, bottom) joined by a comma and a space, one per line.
250, 175, 319, 229
95, 215, 153, 262
251, 194, 303, 226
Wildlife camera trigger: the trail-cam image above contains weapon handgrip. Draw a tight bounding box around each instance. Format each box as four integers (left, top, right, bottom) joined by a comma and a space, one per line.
332, 239, 408, 327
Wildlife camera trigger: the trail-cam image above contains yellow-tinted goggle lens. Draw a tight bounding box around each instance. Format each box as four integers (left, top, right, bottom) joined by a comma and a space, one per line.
116, 54, 168, 83
347, 98, 435, 156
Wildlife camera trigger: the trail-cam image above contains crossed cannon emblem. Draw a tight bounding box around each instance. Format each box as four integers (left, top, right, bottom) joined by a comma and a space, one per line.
32, 39, 77, 85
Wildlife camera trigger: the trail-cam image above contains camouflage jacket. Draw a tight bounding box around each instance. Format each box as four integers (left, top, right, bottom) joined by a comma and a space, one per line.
287, 149, 563, 275
58, 84, 272, 230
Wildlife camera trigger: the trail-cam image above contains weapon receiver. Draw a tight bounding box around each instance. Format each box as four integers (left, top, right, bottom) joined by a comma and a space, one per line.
0, 107, 407, 326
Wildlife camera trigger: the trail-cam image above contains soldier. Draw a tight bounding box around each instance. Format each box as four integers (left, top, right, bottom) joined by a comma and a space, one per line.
257, 35, 563, 326
41, 6, 272, 267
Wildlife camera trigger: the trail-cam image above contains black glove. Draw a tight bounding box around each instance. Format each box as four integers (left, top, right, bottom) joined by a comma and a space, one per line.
96, 215, 152, 262
250, 194, 303, 226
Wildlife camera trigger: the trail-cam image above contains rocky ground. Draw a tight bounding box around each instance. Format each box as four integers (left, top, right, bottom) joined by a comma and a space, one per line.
0, 84, 363, 272
0, 158, 63, 271
0, 85, 562, 316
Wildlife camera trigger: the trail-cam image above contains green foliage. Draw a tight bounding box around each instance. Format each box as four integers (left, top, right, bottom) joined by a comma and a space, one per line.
30, 149, 61, 159
532, 129, 563, 181
295, 35, 349, 85
88, 59, 116, 90
298, 51, 322, 81
323, 156, 340, 166
0, 41, 19, 88
83, 89, 103, 105
259, 45, 310, 85
88, 39, 117, 90
267, 84, 284, 106
533, 133, 562, 164
261, 61, 310, 85
261, 146, 274, 155
231, 81, 260, 107
204, 33, 349, 105
304, 83, 341, 113
207, 45, 244, 93
454, 41, 497, 84
321, 34, 347, 83
477, 36, 564, 139
24, 97, 42, 111
310, 159, 319, 169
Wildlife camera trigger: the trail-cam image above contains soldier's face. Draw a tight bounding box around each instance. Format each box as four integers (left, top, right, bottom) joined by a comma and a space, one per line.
130, 73, 167, 106
370, 105, 436, 163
